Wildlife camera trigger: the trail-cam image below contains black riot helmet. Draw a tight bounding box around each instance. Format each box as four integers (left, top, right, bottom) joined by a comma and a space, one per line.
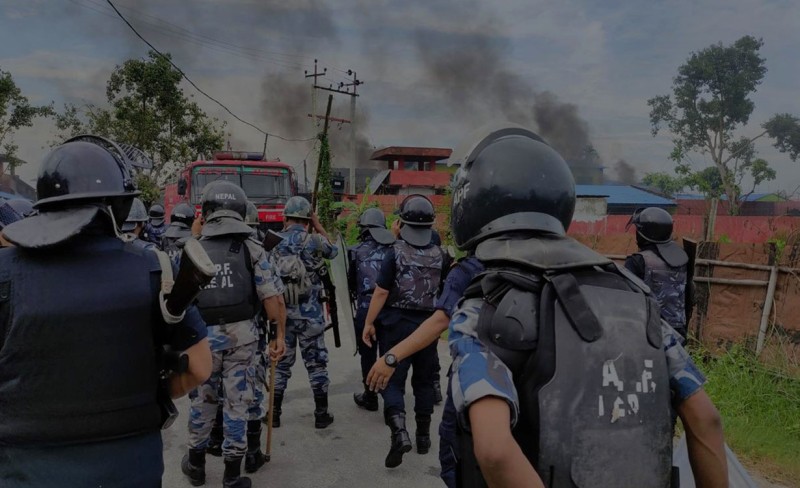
358, 207, 387, 229
449, 124, 576, 250
397, 194, 435, 247
35, 139, 139, 209
358, 207, 395, 245
4, 135, 152, 248
171, 202, 195, 228
398, 194, 435, 226
627, 207, 673, 244
198, 180, 254, 238
201, 180, 248, 221
149, 204, 165, 226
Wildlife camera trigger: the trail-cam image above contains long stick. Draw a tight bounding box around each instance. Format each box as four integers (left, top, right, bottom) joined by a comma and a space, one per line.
265, 341, 277, 460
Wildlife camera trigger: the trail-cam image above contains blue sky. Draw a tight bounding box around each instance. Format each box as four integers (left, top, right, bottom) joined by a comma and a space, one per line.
1, 0, 799, 193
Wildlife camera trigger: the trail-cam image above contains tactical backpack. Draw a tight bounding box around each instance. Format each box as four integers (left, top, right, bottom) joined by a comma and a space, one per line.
457, 234, 674, 488
273, 233, 315, 306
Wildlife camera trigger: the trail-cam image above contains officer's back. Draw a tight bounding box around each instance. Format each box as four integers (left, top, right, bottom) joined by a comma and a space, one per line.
0, 137, 211, 488
445, 125, 727, 488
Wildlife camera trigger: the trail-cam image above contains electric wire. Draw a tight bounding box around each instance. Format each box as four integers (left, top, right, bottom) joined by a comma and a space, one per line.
101, 0, 318, 142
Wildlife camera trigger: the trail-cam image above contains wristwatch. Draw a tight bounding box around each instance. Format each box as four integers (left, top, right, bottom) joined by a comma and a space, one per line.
384, 353, 398, 368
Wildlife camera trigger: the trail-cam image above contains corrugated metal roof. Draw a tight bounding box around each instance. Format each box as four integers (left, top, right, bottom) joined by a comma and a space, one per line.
0, 191, 28, 200
576, 185, 675, 206
676, 192, 784, 202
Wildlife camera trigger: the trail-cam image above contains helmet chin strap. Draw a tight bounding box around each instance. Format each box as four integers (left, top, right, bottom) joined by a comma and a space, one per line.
107, 204, 124, 240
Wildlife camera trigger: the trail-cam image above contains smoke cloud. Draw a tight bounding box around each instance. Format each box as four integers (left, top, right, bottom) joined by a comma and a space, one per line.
613, 159, 638, 185
409, 9, 603, 182
46, 0, 613, 184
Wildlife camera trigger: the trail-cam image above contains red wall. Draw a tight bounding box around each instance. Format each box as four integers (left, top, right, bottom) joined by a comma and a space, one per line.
344, 195, 799, 243
569, 215, 799, 243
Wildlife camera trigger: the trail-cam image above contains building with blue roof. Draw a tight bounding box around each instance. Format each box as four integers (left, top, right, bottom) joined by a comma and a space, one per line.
576, 185, 676, 215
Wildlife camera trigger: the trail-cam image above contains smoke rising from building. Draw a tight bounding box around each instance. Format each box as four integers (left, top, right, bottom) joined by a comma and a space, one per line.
613, 159, 638, 185
50, 0, 610, 183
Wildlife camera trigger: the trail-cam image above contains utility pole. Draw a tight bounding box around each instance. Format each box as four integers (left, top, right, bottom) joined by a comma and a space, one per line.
304, 59, 326, 130
312, 94, 334, 210
304, 60, 364, 195
303, 159, 308, 193
340, 70, 363, 195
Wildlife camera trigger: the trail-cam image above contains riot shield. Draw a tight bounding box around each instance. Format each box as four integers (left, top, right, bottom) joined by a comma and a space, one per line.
329, 232, 356, 352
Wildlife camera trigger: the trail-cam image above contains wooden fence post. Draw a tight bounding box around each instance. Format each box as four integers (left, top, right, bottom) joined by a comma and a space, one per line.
756, 265, 778, 356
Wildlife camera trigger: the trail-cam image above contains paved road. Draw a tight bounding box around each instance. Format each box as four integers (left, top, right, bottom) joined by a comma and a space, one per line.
162, 323, 450, 488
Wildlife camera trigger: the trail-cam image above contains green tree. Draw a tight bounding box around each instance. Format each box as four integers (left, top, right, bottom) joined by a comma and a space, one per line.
0, 68, 53, 171
54, 51, 225, 187
315, 132, 335, 232
641, 172, 686, 197
684, 166, 724, 199
648, 36, 800, 215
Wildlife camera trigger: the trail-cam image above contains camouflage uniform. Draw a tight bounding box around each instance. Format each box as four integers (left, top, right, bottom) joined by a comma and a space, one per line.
448, 298, 707, 433
187, 239, 284, 458
246, 314, 269, 421
271, 224, 338, 396
143, 221, 167, 248
378, 239, 443, 418
349, 236, 393, 379
627, 248, 689, 338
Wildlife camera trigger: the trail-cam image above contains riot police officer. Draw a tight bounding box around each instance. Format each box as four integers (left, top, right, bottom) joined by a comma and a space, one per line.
625, 207, 691, 341
181, 181, 287, 488
121, 197, 149, 241
143, 203, 167, 247
366, 250, 483, 487
161, 203, 195, 258
445, 125, 727, 487
0, 137, 212, 488
245, 202, 265, 242
206, 201, 273, 472
348, 207, 395, 412
270, 196, 338, 430
362, 194, 445, 469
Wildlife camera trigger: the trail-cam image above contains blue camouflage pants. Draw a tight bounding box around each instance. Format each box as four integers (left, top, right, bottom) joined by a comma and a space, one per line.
274, 318, 330, 396
188, 341, 257, 458
247, 331, 268, 421
377, 317, 436, 416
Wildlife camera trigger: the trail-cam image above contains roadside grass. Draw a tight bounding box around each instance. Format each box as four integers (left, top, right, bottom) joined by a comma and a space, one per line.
694, 345, 800, 484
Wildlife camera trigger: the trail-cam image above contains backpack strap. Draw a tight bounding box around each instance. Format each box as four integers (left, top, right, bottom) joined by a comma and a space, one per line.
547, 272, 603, 342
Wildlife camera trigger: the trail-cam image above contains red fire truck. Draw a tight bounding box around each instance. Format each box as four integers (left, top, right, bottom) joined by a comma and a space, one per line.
163, 151, 298, 231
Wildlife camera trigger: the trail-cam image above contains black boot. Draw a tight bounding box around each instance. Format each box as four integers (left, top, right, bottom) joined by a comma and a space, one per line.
272, 392, 283, 428
244, 420, 268, 473
384, 411, 412, 468
206, 406, 224, 457
415, 414, 432, 454
433, 377, 443, 405
222, 456, 252, 488
181, 448, 206, 486
353, 385, 379, 412
314, 394, 334, 429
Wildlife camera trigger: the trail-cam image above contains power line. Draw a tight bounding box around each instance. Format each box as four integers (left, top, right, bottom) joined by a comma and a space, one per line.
72, 0, 307, 71
103, 0, 316, 142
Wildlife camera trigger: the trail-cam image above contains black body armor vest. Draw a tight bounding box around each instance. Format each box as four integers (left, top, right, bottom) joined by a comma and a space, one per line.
0, 237, 162, 447
458, 234, 673, 488
195, 237, 258, 325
